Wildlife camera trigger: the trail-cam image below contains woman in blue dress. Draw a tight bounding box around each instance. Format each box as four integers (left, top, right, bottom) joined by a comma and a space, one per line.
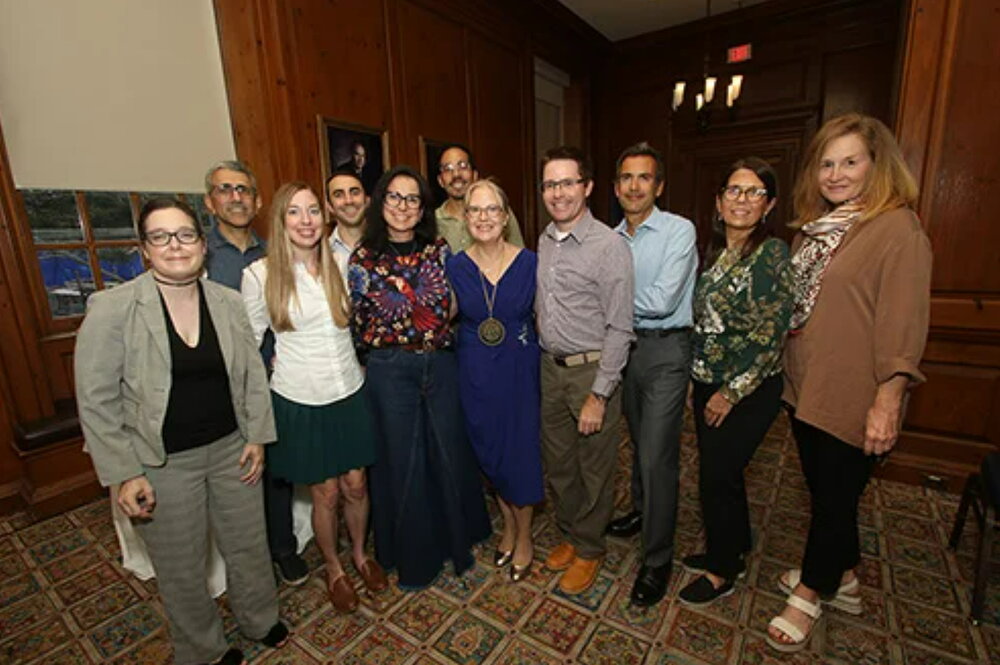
446, 179, 544, 582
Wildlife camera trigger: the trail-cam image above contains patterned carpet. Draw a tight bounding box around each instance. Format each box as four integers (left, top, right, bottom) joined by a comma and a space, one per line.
2, 412, 999, 664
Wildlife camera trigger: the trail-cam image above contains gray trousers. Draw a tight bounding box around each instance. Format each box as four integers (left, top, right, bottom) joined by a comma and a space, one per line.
540, 353, 622, 559
622, 331, 691, 567
136, 429, 279, 665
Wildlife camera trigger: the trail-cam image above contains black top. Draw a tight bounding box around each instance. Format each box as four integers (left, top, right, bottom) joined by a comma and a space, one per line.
160, 282, 238, 454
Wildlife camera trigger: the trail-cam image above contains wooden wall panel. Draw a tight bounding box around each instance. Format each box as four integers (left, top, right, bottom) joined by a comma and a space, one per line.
395, 1, 470, 159
593, 0, 901, 225
467, 35, 529, 228
889, 0, 1000, 489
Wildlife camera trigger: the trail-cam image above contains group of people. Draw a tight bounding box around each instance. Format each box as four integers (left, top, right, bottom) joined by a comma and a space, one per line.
74, 112, 930, 664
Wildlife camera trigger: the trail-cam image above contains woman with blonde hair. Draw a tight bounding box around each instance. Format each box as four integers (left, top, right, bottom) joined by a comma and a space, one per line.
242, 182, 384, 614
447, 178, 544, 582
766, 114, 932, 652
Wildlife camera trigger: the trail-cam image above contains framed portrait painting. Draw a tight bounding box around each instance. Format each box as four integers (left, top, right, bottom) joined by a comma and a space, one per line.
318, 116, 389, 196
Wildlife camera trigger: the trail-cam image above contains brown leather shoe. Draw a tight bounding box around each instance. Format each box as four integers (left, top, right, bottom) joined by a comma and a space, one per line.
559, 557, 601, 595
545, 542, 576, 571
327, 571, 359, 612
354, 558, 388, 592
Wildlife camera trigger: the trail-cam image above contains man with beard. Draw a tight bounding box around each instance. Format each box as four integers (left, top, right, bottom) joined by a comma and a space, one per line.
325, 166, 368, 276
203, 160, 310, 587
435, 143, 524, 252
608, 142, 697, 606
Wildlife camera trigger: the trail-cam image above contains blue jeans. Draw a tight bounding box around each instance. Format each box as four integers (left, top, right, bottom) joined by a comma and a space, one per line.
365, 348, 491, 588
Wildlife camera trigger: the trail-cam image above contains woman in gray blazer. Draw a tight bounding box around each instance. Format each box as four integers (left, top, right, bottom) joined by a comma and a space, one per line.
75, 198, 287, 665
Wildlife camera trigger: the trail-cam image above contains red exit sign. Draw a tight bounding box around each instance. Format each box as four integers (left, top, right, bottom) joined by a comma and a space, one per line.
727, 43, 752, 63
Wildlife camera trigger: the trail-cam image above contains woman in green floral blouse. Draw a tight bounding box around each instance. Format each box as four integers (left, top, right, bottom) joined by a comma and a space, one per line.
678, 157, 795, 606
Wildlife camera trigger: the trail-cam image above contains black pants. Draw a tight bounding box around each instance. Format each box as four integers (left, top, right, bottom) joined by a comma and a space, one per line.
692, 375, 782, 579
791, 415, 876, 596
262, 469, 297, 560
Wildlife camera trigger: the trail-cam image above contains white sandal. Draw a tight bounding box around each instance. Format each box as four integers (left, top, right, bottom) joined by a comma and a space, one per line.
778, 568, 862, 615
766, 593, 822, 653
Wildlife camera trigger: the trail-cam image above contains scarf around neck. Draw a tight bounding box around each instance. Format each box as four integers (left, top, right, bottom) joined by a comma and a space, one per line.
789, 203, 863, 331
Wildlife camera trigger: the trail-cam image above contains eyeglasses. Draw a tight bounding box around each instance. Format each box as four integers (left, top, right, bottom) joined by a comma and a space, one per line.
384, 191, 422, 209
466, 204, 504, 220
211, 183, 256, 198
540, 178, 585, 193
144, 228, 202, 246
721, 185, 768, 202
440, 161, 472, 174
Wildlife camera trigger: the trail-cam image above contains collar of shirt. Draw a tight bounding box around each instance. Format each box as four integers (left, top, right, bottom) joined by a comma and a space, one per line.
613, 207, 672, 240
207, 221, 263, 252
330, 225, 357, 254
543, 208, 597, 244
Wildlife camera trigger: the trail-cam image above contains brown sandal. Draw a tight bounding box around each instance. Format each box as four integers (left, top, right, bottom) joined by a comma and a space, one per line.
327, 571, 359, 612
354, 558, 388, 592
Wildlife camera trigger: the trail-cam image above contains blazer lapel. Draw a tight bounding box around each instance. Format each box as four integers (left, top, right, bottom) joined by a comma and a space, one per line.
203, 280, 235, 372
136, 273, 170, 361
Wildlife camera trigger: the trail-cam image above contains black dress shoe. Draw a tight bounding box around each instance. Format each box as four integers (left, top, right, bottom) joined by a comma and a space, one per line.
630, 563, 671, 607
606, 510, 642, 538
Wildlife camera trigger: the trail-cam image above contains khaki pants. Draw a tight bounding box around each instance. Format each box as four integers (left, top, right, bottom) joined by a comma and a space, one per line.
540, 353, 622, 559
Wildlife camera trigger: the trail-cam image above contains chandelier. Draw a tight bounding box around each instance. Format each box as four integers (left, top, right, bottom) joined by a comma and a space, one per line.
670, 0, 745, 114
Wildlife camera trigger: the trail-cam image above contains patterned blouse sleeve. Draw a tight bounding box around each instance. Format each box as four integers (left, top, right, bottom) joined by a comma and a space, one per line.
347, 252, 370, 358
719, 239, 794, 404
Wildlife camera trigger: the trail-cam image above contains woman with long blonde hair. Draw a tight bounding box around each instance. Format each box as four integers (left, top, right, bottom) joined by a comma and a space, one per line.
766, 114, 931, 652
242, 182, 384, 614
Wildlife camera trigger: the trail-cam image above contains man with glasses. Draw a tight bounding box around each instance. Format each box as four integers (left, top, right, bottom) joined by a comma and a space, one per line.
608, 142, 697, 607
203, 160, 310, 587
536, 146, 634, 594
435, 143, 524, 252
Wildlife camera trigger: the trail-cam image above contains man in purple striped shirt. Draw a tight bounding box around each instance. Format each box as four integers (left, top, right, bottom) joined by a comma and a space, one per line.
536, 146, 635, 595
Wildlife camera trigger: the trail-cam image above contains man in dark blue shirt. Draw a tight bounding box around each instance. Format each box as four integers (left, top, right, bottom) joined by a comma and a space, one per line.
203, 160, 308, 586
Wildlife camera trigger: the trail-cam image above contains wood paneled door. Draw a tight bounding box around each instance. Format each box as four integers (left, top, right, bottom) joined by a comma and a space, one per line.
889, 0, 1000, 490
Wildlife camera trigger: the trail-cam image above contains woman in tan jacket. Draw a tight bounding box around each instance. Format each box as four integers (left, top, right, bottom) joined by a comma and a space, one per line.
766, 114, 932, 652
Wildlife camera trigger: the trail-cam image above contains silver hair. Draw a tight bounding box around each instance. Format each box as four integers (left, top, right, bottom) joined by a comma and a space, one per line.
203, 160, 258, 194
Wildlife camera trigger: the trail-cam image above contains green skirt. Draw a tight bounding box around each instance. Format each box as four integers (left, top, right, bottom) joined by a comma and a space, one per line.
268, 386, 376, 485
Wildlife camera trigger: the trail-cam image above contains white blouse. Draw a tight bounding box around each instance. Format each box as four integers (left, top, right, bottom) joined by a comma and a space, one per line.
241, 259, 363, 406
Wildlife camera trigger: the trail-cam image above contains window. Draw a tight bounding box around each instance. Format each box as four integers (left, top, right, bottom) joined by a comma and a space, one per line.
19, 189, 211, 320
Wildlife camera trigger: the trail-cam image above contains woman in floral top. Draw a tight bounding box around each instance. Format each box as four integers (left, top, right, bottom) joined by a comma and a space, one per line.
679, 157, 794, 607
348, 166, 491, 590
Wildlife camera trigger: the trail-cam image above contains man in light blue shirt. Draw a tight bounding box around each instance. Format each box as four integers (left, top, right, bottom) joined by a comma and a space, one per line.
608, 142, 698, 607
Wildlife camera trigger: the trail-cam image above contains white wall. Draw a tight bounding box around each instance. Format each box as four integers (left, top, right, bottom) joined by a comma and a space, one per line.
0, 0, 235, 192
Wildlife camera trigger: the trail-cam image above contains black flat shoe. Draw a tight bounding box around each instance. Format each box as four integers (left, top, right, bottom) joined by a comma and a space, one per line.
681, 552, 747, 579
630, 563, 671, 607
260, 622, 289, 648
678, 575, 735, 606
606, 510, 643, 538
203, 648, 245, 665
493, 549, 514, 567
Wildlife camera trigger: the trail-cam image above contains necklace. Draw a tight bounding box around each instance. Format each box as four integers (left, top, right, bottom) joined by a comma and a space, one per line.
153, 274, 199, 287
477, 269, 505, 346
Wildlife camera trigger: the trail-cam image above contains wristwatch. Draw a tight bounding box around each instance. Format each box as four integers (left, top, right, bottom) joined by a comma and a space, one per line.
591, 392, 607, 404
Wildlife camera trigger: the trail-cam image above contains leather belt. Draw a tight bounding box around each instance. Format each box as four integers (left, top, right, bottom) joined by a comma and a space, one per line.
552, 351, 602, 367
634, 327, 691, 338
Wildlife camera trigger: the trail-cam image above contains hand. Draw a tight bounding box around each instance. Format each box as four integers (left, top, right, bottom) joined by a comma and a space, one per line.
864, 374, 909, 456
578, 393, 606, 435
864, 400, 901, 456
118, 476, 155, 518
703, 391, 733, 428
239, 444, 265, 485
